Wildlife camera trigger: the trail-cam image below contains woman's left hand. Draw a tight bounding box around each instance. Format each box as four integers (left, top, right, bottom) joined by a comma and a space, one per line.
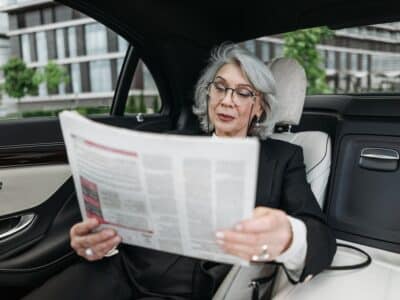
216, 206, 293, 261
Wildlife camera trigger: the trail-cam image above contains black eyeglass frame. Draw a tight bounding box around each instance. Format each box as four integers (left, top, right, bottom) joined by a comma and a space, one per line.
206, 81, 259, 103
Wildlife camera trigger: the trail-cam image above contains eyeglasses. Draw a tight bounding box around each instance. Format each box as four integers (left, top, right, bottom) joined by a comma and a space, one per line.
207, 81, 258, 106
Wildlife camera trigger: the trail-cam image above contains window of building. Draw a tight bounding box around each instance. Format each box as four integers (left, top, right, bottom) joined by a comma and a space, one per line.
36, 31, 48, 63
0, 12, 8, 32
243, 40, 256, 54
275, 44, 284, 57
260, 42, 270, 62
372, 55, 383, 71
56, 28, 66, 59
362, 54, 369, 70
59, 82, 66, 95
89, 60, 112, 92
68, 26, 77, 57
38, 75, 47, 97
339, 52, 347, 70
359, 27, 367, 36
21, 34, 31, 62
85, 23, 108, 56
118, 36, 128, 53
350, 53, 358, 71
327, 51, 335, 69
318, 49, 325, 67
117, 58, 124, 74
71, 63, 82, 94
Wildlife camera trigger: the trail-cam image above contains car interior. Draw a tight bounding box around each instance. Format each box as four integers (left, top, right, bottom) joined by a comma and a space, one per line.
1, 0, 400, 299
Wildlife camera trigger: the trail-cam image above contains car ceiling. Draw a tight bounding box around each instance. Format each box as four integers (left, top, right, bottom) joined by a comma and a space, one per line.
57, 0, 400, 47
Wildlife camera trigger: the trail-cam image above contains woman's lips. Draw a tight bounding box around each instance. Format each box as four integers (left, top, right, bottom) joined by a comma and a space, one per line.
217, 113, 234, 122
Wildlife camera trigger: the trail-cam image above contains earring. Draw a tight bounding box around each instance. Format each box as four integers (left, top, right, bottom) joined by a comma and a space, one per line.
255, 116, 261, 128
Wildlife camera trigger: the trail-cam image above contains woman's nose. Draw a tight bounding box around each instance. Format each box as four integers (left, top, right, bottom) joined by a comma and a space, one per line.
220, 89, 235, 106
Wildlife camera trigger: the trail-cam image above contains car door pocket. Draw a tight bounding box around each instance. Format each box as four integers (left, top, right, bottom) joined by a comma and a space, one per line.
0, 214, 36, 240
359, 147, 399, 171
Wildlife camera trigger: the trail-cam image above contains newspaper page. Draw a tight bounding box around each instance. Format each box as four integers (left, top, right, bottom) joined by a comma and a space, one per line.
59, 111, 260, 266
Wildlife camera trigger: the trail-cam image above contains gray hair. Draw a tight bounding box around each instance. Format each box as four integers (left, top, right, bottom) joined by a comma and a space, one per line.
192, 43, 278, 139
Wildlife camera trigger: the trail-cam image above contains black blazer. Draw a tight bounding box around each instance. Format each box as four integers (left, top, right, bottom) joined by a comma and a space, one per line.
254, 138, 336, 280
121, 135, 337, 299
191, 136, 337, 298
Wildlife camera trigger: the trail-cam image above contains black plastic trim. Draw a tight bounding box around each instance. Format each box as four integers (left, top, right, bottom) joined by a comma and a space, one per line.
305, 95, 400, 118
111, 45, 139, 116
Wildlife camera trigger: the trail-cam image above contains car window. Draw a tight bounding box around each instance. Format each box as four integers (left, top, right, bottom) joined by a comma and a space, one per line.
241, 22, 400, 95
0, 2, 160, 120
123, 60, 161, 115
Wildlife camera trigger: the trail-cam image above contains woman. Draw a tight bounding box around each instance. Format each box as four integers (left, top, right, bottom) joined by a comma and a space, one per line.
24, 44, 336, 300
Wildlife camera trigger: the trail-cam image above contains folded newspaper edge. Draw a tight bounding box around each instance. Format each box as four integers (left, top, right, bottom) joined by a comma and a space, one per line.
59, 110, 260, 266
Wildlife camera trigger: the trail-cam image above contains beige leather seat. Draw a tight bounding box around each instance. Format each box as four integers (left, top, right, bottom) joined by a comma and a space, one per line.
269, 57, 331, 208
213, 57, 332, 300
270, 60, 400, 300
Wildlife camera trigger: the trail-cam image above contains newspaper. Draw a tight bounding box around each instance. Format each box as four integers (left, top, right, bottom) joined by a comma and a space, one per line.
59, 111, 260, 266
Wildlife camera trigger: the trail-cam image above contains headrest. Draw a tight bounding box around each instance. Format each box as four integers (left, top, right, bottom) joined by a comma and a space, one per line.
268, 57, 307, 126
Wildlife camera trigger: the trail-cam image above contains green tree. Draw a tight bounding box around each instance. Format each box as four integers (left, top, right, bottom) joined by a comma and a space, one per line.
152, 96, 160, 112
139, 91, 146, 113
38, 61, 69, 93
126, 95, 137, 113
283, 27, 333, 94
1, 57, 41, 101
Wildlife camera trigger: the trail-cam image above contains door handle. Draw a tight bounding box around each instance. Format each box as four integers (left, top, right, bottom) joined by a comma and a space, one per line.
359, 147, 399, 171
0, 213, 36, 240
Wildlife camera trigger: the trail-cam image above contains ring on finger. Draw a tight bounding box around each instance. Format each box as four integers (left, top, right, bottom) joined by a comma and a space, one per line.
251, 244, 269, 262
105, 246, 119, 257
85, 248, 94, 257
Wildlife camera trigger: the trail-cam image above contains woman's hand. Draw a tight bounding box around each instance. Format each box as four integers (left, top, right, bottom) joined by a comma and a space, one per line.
216, 207, 293, 261
70, 218, 122, 261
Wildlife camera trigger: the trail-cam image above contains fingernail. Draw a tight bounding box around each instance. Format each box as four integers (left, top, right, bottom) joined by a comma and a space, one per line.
235, 224, 243, 231
216, 231, 224, 239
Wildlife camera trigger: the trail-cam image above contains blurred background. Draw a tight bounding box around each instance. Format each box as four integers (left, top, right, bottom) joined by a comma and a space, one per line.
0, 0, 399, 119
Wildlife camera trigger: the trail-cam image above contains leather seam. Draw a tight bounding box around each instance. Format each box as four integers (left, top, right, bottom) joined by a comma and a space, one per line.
305, 135, 330, 174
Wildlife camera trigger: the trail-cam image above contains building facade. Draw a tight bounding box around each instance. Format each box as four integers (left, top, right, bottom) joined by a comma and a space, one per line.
0, 0, 158, 114
246, 22, 400, 93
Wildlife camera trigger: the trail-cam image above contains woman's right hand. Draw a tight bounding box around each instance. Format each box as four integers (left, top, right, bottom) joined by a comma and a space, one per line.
70, 218, 122, 261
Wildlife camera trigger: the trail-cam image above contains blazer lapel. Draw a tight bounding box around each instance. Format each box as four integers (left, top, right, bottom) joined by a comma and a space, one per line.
255, 141, 277, 207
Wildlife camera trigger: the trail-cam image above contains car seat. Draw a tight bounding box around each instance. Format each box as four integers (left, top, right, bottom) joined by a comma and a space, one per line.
270, 60, 400, 300
213, 57, 332, 300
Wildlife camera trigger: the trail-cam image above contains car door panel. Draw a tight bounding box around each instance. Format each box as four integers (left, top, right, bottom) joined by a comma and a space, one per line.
271, 95, 400, 300
0, 165, 71, 215
0, 114, 172, 298
0, 177, 76, 260
297, 95, 400, 251
0, 185, 79, 298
